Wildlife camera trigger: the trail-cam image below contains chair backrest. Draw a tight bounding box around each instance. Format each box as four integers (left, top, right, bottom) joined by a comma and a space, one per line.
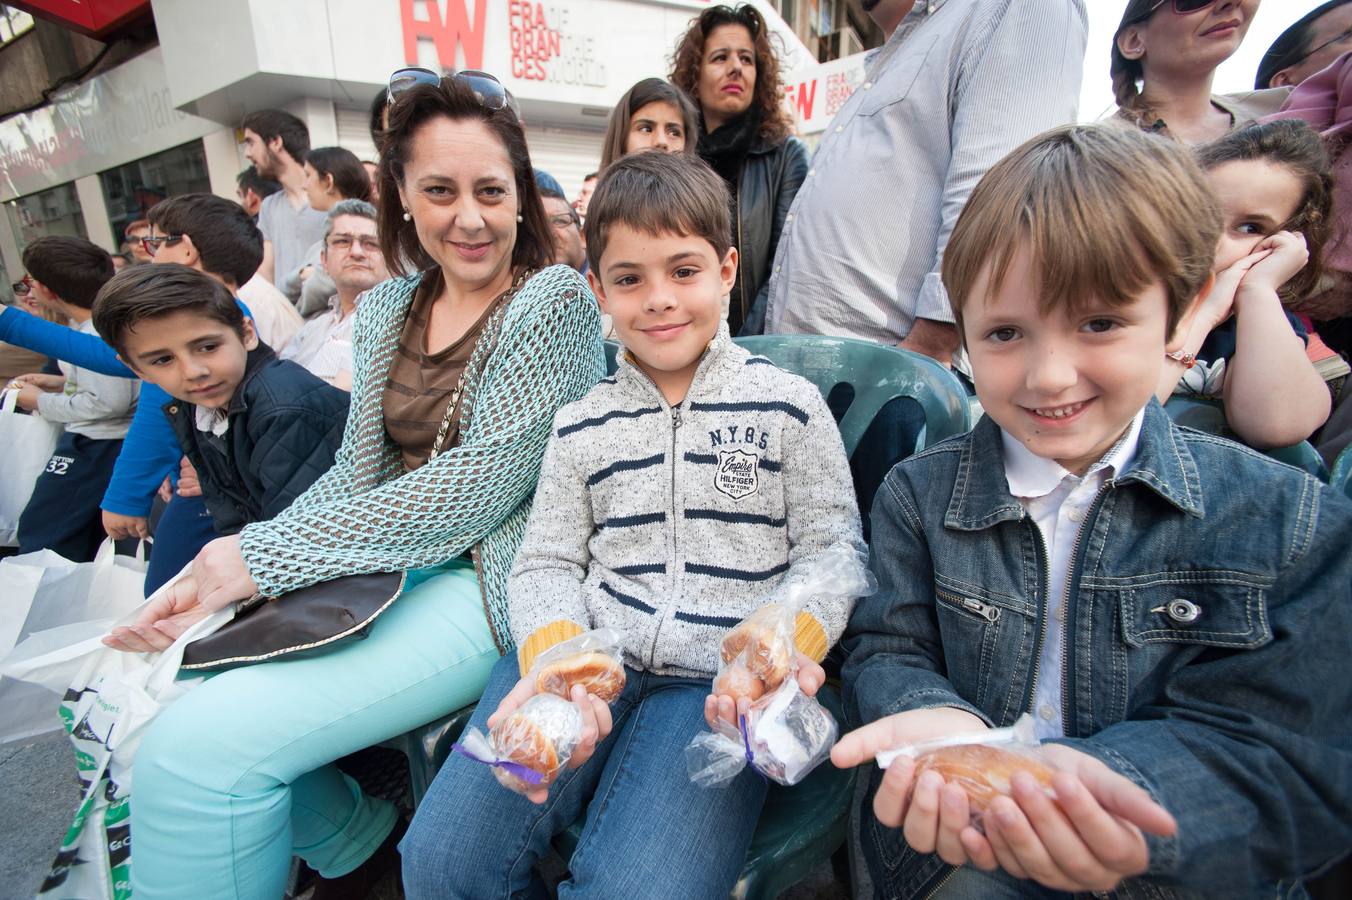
1327, 443, 1352, 499
1163, 396, 1330, 481
736, 335, 971, 458
603, 336, 971, 458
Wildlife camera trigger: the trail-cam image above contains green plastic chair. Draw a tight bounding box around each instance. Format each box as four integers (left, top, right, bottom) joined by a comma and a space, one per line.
1163, 396, 1329, 481
734, 335, 971, 456
551, 685, 855, 900
1330, 443, 1352, 499
605, 336, 971, 457
381, 704, 477, 806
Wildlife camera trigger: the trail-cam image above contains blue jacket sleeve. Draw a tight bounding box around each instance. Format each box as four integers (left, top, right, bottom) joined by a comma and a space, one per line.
0, 300, 256, 378
99, 381, 183, 517
0, 307, 133, 376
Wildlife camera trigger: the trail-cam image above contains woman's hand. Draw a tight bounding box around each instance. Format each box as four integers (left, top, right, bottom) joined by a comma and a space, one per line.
103, 575, 207, 652
192, 534, 260, 612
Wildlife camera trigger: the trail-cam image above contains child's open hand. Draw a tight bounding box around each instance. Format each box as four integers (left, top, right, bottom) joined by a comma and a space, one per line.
1204, 245, 1275, 330
969, 743, 1176, 893
1236, 231, 1308, 299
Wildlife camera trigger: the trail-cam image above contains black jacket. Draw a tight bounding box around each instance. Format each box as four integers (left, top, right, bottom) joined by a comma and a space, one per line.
165, 345, 348, 535
731, 134, 809, 336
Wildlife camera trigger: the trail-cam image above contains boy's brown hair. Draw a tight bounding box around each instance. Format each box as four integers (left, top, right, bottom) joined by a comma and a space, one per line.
92, 263, 245, 360
943, 125, 1221, 339
584, 151, 731, 275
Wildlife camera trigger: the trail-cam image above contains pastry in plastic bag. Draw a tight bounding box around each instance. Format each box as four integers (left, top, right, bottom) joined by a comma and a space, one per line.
875, 714, 1058, 829
719, 604, 793, 693
686, 678, 839, 788
531, 628, 627, 703
454, 693, 584, 795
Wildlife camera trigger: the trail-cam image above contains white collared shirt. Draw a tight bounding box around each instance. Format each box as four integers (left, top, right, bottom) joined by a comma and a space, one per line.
195, 403, 229, 437
1000, 409, 1144, 739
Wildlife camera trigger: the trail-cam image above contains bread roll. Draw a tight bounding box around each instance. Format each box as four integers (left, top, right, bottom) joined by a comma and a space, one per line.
914, 743, 1056, 812
721, 617, 791, 691
712, 664, 766, 702
536, 650, 625, 702
489, 694, 583, 794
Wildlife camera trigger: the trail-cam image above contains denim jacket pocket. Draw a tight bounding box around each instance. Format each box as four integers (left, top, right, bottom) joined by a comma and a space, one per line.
934, 581, 1035, 722
1107, 573, 1274, 726
1118, 574, 1273, 650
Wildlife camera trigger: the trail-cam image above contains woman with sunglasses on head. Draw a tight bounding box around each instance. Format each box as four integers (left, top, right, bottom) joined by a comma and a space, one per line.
1112, 0, 1287, 145
110, 69, 605, 900
284, 146, 374, 317
670, 3, 807, 335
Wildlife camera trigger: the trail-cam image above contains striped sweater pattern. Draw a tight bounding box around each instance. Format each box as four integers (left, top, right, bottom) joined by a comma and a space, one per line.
238, 264, 605, 651
508, 325, 864, 678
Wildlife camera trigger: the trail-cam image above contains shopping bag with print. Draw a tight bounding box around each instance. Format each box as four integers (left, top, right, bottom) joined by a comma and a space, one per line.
0, 387, 61, 546
14, 573, 232, 900
0, 540, 149, 743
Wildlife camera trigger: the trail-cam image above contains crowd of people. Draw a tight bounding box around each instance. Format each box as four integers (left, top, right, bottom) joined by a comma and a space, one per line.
2, 1, 1351, 898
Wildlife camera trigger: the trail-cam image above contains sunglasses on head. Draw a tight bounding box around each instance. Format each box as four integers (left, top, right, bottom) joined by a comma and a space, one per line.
386, 66, 508, 111
700, 4, 762, 36
1145, 0, 1221, 16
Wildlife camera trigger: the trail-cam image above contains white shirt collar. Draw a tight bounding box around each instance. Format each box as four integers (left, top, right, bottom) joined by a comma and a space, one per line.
1001, 408, 1145, 500
195, 404, 230, 437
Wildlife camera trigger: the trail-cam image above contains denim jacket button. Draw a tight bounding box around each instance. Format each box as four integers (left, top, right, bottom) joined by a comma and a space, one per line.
1166, 598, 1201, 624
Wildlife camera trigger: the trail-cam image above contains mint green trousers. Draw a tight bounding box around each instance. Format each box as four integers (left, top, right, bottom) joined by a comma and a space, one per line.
129, 560, 499, 900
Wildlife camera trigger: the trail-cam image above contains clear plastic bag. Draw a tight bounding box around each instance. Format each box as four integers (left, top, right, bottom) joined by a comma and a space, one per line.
454, 693, 583, 795
686, 677, 839, 787
688, 543, 873, 788
528, 627, 626, 703
874, 714, 1059, 830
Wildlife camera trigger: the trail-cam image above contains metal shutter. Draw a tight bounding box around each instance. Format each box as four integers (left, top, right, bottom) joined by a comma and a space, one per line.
335, 106, 378, 163
525, 126, 604, 201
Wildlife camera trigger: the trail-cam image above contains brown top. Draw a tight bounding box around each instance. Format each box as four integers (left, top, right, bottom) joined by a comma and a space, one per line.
382, 269, 502, 471
1108, 88, 1291, 140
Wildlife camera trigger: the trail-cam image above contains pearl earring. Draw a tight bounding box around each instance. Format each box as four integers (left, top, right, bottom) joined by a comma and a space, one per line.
516, 213, 523, 223
402, 211, 411, 222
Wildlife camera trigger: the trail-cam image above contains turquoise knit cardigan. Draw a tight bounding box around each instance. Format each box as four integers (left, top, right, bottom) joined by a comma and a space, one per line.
238, 264, 604, 651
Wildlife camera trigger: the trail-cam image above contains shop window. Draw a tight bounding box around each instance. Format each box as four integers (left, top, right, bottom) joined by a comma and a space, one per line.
5, 182, 87, 250
0, 6, 34, 47
99, 140, 210, 249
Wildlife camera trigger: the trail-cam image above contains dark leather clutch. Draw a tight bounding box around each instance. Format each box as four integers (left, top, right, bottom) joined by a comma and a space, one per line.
180, 571, 406, 672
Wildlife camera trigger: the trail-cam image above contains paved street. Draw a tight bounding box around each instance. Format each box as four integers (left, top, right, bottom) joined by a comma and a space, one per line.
0, 730, 76, 900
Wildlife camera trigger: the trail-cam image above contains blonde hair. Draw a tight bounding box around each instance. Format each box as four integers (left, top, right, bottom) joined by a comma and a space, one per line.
943, 125, 1220, 338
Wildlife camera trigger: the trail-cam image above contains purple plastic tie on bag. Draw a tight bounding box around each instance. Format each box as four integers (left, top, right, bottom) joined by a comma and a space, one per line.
739, 714, 767, 783
451, 739, 545, 785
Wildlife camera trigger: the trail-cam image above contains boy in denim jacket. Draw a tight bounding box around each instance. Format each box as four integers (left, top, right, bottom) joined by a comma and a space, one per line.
834, 125, 1352, 898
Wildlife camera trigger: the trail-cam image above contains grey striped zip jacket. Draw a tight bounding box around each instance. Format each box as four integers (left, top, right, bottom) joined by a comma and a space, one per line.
508, 325, 864, 679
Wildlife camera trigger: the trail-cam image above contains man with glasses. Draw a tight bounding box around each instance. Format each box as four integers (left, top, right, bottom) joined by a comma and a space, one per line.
280, 199, 388, 388
540, 188, 587, 273
1257, 1, 1352, 89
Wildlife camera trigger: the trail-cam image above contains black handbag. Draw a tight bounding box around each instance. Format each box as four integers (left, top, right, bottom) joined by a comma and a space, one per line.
180, 571, 405, 672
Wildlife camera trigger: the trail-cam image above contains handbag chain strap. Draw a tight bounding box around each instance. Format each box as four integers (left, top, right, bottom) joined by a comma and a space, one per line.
427, 270, 529, 461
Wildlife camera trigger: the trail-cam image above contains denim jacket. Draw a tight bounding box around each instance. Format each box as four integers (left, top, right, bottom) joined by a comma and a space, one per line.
842, 402, 1352, 899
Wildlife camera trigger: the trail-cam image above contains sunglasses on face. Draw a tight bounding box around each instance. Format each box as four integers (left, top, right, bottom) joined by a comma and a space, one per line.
1145, 0, 1221, 16
11, 274, 31, 296
141, 234, 184, 257
386, 66, 508, 111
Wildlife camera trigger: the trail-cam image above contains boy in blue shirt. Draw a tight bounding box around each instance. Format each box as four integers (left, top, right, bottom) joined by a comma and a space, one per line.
833, 126, 1352, 897
90, 264, 347, 554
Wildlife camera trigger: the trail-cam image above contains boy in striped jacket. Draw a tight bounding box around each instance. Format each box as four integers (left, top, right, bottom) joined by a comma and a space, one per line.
401, 152, 863, 897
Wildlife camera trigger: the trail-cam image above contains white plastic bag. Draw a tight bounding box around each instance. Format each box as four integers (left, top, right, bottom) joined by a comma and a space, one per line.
5, 571, 233, 900
0, 540, 149, 743
0, 387, 62, 546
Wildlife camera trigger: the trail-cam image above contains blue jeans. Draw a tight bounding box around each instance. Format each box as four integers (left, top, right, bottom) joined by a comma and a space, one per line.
130, 559, 499, 900
144, 493, 220, 596
401, 654, 769, 899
